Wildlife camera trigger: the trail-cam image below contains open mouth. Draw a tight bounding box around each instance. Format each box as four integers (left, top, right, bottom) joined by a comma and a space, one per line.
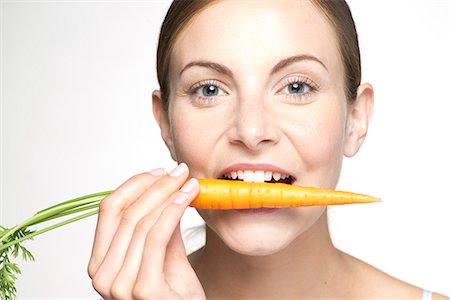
220, 170, 295, 185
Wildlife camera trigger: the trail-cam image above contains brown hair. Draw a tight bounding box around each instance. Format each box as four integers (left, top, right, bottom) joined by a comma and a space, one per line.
156, 0, 361, 111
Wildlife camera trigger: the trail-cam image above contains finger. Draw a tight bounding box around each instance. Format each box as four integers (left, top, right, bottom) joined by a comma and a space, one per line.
92, 164, 190, 296
88, 169, 165, 278
165, 222, 187, 263
111, 178, 199, 299
133, 178, 199, 297
109, 218, 149, 299
122, 163, 189, 221
109, 193, 187, 299
164, 224, 205, 298
109, 178, 198, 299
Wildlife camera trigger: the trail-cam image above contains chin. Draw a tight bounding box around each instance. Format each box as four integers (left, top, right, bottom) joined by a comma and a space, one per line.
209, 211, 306, 256
202, 206, 327, 256
222, 225, 295, 256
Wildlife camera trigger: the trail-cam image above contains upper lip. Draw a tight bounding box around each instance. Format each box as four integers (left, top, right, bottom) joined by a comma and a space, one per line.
218, 163, 296, 180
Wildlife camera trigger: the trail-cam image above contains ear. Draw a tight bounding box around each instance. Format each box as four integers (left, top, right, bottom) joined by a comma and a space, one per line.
152, 90, 177, 161
344, 83, 374, 157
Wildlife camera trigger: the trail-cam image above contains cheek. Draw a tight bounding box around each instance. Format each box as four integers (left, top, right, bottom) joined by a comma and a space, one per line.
288, 101, 347, 188
169, 105, 222, 174
170, 116, 201, 160
306, 110, 345, 162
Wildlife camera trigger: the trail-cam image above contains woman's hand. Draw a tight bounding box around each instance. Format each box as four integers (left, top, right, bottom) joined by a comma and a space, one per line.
87, 163, 206, 300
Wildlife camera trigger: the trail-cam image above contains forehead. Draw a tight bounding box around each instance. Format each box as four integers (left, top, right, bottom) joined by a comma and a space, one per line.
170, 0, 342, 80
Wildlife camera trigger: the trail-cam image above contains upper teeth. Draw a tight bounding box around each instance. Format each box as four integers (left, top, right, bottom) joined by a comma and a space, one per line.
222, 170, 290, 183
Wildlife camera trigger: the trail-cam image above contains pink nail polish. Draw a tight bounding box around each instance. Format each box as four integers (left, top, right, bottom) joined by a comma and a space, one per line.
173, 193, 188, 204
169, 163, 188, 177
149, 168, 165, 176
181, 178, 198, 193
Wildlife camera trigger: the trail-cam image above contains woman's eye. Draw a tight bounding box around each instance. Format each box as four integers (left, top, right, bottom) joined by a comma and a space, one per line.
195, 84, 225, 97
276, 77, 318, 104
282, 82, 311, 95
186, 80, 228, 106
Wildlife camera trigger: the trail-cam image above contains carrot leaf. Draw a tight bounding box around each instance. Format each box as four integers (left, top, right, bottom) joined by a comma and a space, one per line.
0, 191, 112, 300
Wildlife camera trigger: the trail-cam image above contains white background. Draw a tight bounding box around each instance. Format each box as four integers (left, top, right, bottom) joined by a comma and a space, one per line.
1, 0, 449, 298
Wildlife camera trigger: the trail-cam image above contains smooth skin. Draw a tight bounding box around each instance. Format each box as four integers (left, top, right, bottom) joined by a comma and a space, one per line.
88, 0, 448, 299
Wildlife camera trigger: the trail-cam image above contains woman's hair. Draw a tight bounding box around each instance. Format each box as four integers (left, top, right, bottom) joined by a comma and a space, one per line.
156, 0, 361, 111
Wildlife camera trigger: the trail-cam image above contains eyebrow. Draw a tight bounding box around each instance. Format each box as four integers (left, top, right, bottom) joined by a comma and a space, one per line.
178, 54, 328, 78
271, 54, 328, 74
179, 61, 233, 78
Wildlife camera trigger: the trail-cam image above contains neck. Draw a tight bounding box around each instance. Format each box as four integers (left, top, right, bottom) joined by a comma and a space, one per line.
194, 211, 350, 299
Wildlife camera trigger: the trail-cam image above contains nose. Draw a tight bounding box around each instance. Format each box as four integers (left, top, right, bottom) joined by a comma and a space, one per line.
228, 95, 280, 152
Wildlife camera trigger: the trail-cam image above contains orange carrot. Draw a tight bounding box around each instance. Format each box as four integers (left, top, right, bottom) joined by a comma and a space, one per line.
189, 179, 380, 209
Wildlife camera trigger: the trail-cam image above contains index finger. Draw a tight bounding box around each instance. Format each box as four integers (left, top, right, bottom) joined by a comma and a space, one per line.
88, 169, 165, 278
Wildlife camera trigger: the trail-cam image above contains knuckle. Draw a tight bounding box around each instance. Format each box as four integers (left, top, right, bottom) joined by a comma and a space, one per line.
161, 201, 177, 217
110, 281, 131, 300
99, 173, 151, 212
146, 229, 166, 247
129, 172, 153, 186
121, 207, 141, 224
134, 217, 152, 235
132, 282, 161, 300
87, 262, 97, 279
91, 274, 110, 298
98, 194, 116, 212
131, 286, 147, 300
99, 173, 154, 213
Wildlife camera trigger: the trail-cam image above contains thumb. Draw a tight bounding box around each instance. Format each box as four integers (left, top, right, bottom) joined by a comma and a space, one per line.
165, 222, 188, 261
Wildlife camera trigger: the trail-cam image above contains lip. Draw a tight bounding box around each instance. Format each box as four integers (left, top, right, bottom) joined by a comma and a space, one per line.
218, 163, 295, 180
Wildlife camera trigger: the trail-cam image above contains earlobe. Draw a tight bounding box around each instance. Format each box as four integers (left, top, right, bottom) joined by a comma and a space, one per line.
152, 90, 177, 161
344, 83, 374, 157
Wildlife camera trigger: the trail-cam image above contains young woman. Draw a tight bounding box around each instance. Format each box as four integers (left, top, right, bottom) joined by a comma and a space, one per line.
87, 0, 448, 299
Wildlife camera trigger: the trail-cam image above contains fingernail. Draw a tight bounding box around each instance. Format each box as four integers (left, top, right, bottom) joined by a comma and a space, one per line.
169, 163, 188, 177
173, 193, 188, 204
181, 178, 199, 193
149, 167, 165, 176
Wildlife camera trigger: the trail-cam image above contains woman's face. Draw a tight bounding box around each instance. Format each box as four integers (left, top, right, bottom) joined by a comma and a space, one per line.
154, 0, 368, 256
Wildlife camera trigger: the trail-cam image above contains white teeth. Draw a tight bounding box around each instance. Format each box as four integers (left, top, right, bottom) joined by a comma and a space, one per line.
243, 170, 254, 182
254, 171, 265, 182
273, 173, 281, 181
222, 170, 291, 183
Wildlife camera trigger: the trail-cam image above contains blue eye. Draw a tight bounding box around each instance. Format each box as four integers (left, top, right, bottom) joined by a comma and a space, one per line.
200, 85, 220, 97
276, 77, 318, 104
196, 84, 225, 97
284, 82, 310, 95
188, 80, 227, 106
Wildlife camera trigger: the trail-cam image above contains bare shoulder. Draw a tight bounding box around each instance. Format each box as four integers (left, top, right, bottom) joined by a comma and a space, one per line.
341, 252, 449, 299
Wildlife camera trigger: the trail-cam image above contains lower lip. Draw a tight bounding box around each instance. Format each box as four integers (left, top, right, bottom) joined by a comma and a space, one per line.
235, 208, 280, 214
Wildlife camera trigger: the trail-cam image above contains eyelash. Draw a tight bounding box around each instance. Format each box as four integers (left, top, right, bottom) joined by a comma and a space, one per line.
276, 76, 319, 103
187, 79, 226, 106
186, 76, 319, 106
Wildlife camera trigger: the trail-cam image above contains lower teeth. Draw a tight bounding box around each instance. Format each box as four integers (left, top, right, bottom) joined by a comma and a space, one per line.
222, 177, 292, 184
